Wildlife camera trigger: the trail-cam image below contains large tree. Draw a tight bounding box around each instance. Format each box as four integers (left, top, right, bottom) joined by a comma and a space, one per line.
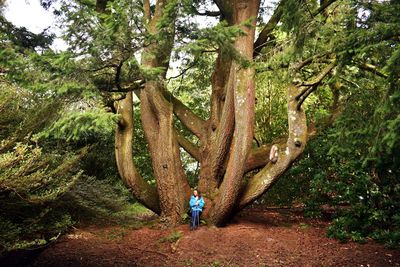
113, 0, 313, 225
56, 0, 398, 225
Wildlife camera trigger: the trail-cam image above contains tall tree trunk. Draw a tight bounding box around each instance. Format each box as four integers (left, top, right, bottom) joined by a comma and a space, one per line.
206, 0, 261, 226
139, 0, 191, 224
112, 0, 327, 227
140, 83, 191, 223
115, 92, 160, 213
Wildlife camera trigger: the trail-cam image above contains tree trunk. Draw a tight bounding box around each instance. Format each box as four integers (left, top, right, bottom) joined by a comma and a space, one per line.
140, 83, 191, 224
115, 92, 160, 214
205, 0, 261, 225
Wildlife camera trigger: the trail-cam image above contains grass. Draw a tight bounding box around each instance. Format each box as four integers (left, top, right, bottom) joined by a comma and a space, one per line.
159, 230, 183, 243
299, 223, 310, 230
114, 202, 155, 218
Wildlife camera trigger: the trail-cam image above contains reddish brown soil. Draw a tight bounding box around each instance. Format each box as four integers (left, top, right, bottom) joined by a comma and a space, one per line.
17, 209, 400, 266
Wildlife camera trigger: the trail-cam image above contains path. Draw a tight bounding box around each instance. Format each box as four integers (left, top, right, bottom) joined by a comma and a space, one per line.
5, 209, 400, 266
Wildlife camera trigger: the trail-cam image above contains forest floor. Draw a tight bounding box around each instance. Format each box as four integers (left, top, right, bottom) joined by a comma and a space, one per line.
5, 208, 400, 267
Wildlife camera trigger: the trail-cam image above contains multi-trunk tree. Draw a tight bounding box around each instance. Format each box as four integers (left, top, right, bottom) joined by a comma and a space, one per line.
110, 0, 328, 226
66, 0, 395, 225
110, 0, 330, 226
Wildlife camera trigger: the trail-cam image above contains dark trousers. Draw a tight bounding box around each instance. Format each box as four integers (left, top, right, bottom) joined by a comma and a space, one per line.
190, 210, 201, 230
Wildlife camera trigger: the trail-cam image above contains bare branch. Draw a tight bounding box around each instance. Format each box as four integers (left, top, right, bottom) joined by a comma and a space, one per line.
115, 61, 123, 91
300, 61, 336, 87
291, 53, 331, 71
167, 63, 196, 81
212, 0, 225, 14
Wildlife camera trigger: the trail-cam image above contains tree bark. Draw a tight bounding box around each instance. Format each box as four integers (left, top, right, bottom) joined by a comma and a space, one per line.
115, 92, 160, 213
140, 84, 191, 223
207, 0, 261, 226
138, 0, 191, 224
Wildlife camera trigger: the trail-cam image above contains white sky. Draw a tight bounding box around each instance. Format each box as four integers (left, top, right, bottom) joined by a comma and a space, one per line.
3, 0, 67, 50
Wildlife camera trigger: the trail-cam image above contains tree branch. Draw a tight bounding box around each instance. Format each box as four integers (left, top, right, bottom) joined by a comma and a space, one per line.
295, 61, 336, 110
313, 0, 337, 17
212, 0, 225, 15
358, 63, 388, 78
300, 61, 336, 87
174, 129, 201, 161
144, 0, 151, 22
167, 63, 195, 81
291, 53, 331, 71
115, 92, 161, 214
253, 0, 288, 58
115, 61, 123, 91
238, 84, 308, 210
244, 137, 287, 173
161, 90, 207, 140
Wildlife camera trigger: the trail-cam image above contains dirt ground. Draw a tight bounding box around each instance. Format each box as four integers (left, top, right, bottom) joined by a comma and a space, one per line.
4, 208, 400, 267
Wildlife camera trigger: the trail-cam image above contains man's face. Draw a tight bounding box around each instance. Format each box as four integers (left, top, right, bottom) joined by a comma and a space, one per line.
193, 190, 198, 197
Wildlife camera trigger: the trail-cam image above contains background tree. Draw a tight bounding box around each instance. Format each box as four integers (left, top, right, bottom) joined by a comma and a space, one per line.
0, 7, 138, 253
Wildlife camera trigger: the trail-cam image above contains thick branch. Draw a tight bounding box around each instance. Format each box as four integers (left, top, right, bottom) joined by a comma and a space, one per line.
212, 0, 225, 15
238, 84, 308, 210
244, 137, 287, 173
115, 92, 160, 214
174, 129, 201, 161
209, 73, 235, 183
209, 0, 260, 226
161, 90, 207, 140
144, 0, 151, 22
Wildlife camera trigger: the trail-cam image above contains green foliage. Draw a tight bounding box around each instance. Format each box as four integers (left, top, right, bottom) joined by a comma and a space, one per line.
256, 0, 400, 248
0, 143, 85, 203
273, 75, 400, 247
0, 18, 133, 254
0, 142, 83, 254
0, 16, 54, 50
40, 109, 119, 142
159, 230, 183, 243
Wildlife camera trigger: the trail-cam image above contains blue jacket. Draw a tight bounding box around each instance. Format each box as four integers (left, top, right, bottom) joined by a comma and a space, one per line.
189, 195, 205, 212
